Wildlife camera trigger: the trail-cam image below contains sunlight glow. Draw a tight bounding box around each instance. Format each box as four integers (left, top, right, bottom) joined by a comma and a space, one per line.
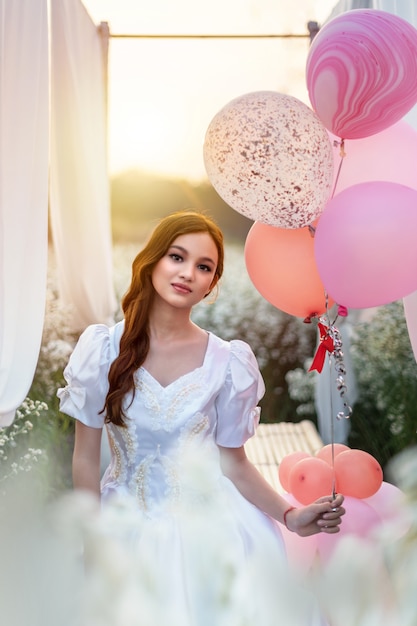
109, 101, 188, 177
82, 0, 337, 179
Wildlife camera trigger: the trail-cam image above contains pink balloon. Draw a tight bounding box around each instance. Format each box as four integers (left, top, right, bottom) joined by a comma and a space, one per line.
307, 10, 417, 139
204, 91, 333, 228
314, 182, 417, 308
364, 482, 410, 539
329, 121, 417, 194
316, 496, 381, 563
245, 221, 334, 318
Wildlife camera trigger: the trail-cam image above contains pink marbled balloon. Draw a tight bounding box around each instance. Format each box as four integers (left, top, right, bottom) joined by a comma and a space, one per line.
203, 91, 333, 229
307, 9, 417, 139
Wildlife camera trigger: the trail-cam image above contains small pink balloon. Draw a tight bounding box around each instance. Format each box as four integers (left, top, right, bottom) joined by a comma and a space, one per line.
307, 10, 417, 139
317, 496, 381, 563
364, 482, 410, 539
278, 452, 311, 493
314, 181, 417, 308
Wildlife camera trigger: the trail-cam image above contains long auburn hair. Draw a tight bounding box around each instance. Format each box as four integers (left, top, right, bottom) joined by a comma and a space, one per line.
103, 210, 224, 426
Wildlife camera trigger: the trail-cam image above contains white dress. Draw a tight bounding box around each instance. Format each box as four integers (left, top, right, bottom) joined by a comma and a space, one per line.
57, 322, 309, 626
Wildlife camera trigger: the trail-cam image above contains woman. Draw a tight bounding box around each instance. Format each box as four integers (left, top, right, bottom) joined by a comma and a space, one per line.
58, 210, 344, 623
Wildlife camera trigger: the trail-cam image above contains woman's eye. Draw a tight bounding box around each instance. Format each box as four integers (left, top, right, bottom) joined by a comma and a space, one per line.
169, 253, 182, 262
198, 264, 211, 272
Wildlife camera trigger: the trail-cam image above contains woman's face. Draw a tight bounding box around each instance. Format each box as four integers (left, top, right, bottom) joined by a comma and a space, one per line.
151, 232, 219, 310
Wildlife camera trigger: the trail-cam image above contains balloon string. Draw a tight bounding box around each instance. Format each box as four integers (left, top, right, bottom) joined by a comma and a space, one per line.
329, 352, 336, 499
324, 291, 337, 498
331, 138, 345, 199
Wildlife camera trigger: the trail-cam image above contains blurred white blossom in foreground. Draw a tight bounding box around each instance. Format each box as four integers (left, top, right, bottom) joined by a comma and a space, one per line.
1, 446, 321, 626
1, 446, 416, 625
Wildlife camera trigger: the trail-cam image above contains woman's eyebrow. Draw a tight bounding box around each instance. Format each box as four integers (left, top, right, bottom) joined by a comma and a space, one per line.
169, 245, 216, 266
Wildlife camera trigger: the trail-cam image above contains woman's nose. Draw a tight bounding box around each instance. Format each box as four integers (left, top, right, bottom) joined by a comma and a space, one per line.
179, 263, 194, 280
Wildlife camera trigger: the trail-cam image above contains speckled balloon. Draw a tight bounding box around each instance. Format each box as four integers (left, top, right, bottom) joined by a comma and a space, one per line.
203, 91, 334, 229
307, 9, 417, 139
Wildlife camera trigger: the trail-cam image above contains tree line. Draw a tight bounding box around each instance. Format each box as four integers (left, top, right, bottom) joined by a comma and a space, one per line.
110, 169, 254, 243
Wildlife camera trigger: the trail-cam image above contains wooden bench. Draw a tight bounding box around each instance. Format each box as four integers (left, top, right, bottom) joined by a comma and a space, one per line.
245, 420, 324, 493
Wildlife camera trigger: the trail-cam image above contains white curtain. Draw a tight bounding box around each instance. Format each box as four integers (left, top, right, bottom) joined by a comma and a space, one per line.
49, 0, 116, 333
0, 0, 49, 426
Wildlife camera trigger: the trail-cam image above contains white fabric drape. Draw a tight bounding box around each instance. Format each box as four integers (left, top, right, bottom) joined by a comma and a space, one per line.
0, 0, 49, 426
49, 0, 116, 333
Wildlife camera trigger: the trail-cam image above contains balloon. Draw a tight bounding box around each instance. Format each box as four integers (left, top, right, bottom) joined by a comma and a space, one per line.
278, 452, 311, 493
315, 444, 350, 466
334, 450, 383, 499
364, 481, 410, 538
317, 496, 381, 563
329, 121, 417, 194
364, 481, 406, 521
314, 181, 417, 308
289, 457, 334, 505
203, 91, 333, 228
245, 221, 334, 318
306, 10, 417, 139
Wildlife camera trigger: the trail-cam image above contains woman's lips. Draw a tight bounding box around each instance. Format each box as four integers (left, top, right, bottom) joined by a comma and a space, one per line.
171, 282, 192, 294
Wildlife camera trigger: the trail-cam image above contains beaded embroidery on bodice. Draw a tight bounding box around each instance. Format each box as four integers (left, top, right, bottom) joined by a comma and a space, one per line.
104, 367, 218, 516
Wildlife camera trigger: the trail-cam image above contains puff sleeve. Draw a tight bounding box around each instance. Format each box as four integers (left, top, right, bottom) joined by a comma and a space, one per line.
57, 324, 111, 429
215, 340, 265, 447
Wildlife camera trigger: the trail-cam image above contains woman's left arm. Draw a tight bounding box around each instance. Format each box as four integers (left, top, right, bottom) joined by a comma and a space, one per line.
219, 445, 345, 537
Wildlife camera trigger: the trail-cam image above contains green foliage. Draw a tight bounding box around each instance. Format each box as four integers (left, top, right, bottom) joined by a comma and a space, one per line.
12, 265, 78, 496
110, 170, 253, 243
0, 399, 49, 497
349, 302, 417, 467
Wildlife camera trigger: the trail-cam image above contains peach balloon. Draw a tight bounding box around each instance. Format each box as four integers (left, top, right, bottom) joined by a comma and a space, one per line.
278, 451, 311, 493
289, 457, 334, 505
335, 449, 383, 499
316, 444, 351, 466
245, 221, 334, 319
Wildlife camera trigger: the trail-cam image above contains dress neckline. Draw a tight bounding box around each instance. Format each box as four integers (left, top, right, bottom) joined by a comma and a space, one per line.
139, 331, 212, 390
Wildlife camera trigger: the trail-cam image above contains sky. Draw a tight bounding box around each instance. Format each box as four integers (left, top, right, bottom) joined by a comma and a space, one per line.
81, 0, 337, 180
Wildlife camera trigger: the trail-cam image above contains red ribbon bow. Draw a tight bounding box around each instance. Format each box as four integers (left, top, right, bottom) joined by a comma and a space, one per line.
309, 323, 334, 373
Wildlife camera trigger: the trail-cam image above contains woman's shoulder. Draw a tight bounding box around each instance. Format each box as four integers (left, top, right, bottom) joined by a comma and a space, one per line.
71, 320, 124, 364
78, 320, 124, 344
208, 331, 255, 360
